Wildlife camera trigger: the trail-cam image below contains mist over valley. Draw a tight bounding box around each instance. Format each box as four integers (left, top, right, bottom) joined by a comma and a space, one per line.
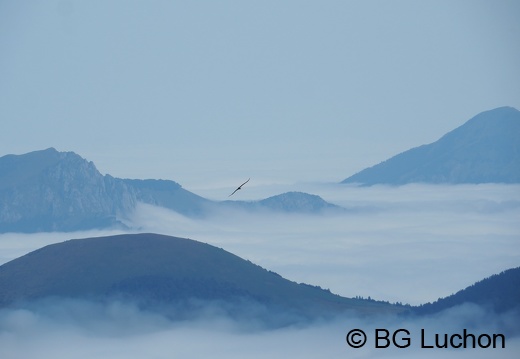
1, 107, 519, 358
2, 0, 520, 355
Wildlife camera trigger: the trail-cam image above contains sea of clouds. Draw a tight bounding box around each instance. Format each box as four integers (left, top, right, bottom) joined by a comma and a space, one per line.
0, 183, 519, 358
1, 298, 519, 358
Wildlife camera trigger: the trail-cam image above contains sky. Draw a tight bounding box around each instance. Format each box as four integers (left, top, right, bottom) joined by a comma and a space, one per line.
1, 0, 520, 191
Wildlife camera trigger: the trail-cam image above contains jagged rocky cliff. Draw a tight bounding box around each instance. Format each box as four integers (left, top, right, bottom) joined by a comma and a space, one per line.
0, 148, 209, 232
0, 148, 136, 232
0, 148, 340, 233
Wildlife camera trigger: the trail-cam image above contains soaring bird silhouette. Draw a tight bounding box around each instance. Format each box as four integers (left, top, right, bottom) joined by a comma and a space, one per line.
228, 178, 250, 197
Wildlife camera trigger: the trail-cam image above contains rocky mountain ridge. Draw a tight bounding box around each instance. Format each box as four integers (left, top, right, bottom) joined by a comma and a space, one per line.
0, 148, 339, 233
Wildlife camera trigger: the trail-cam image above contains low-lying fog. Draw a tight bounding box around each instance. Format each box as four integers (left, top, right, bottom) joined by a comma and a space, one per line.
1, 299, 519, 358
139, 183, 519, 305
1, 183, 519, 358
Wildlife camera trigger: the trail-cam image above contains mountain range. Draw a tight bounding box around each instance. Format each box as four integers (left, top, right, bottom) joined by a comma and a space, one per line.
342, 106, 520, 185
0, 233, 518, 327
0, 148, 339, 233
1, 106, 518, 232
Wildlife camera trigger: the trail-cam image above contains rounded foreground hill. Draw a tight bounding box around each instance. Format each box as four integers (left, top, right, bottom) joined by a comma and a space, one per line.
0, 233, 393, 321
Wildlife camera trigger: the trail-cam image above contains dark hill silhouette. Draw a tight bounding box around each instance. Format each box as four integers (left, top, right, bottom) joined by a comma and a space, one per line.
342, 106, 520, 185
0, 233, 394, 322
415, 267, 520, 315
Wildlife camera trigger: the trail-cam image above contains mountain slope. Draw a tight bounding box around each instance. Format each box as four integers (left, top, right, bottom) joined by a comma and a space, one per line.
123, 178, 210, 217
0, 233, 393, 321
415, 267, 520, 315
342, 106, 520, 185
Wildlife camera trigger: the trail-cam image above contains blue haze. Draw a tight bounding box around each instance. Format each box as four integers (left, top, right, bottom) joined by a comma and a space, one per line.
1, 0, 519, 189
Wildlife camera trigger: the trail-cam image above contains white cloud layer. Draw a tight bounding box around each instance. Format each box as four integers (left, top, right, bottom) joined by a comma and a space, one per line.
0, 299, 518, 359
1, 184, 518, 305
127, 183, 520, 305
0, 184, 518, 358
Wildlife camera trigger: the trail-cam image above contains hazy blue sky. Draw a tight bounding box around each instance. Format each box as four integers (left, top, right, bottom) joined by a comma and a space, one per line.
1, 0, 519, 190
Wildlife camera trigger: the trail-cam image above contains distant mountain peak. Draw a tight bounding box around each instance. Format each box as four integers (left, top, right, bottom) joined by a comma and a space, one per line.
222, 191, 343, 214
341, 107, 520, 185
0, 149, 208, 232
258, 191, 341, 212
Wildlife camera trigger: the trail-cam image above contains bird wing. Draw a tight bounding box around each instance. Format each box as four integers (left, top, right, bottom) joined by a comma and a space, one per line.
228, 178, 250, 197
239, 178, 250, 188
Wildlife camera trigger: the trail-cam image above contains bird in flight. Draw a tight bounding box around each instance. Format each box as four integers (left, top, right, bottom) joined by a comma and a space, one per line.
228, 178, 250, 197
